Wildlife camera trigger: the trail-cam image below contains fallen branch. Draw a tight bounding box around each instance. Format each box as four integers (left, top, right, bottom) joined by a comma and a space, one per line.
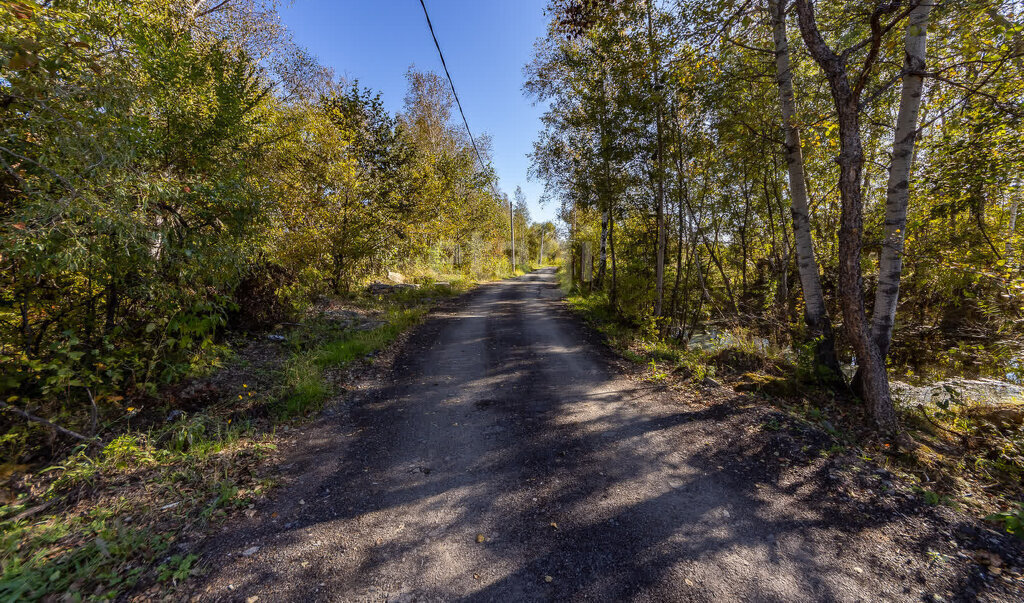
916, 404, 968, 438
11, 501, 52, 523
0, 401, 101, 448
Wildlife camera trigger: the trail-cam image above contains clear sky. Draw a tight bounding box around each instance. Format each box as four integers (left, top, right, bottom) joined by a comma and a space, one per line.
278, 0, 557, 224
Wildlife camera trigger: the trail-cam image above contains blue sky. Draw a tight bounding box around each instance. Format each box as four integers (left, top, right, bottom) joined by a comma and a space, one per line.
278, 0, 556, 223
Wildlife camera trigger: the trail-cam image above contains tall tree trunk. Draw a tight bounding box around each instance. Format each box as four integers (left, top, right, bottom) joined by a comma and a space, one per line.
768, 0, 842, 378
598, 80, 613, 290
795, 0, 899, 437
654, 114, 666, 317
104, 278, 118, 334
597, 206, 609, 287
775, 175, 793, 315
764, 167, 790, 314
739, 176, 752, 301
671, 165, 687, 319
648, 0, 666, 317
570, 201, 578, 289
610, 212, 618, 308
868, 0, 933, 359
1007, 190, 1020, 262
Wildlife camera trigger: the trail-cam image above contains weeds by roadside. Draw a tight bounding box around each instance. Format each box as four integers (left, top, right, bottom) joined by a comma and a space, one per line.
563, 289, 1024, 541
0, 279, 472, 601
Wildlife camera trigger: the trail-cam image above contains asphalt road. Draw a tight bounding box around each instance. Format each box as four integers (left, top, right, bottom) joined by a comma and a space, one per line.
195, 268, 1020, 602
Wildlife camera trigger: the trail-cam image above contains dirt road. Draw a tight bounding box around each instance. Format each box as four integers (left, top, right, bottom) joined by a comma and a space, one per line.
196, 269, 1021, 601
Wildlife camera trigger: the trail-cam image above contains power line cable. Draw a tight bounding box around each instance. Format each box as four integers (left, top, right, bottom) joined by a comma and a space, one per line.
417, 0, 487, 172
417, 0, 512, 266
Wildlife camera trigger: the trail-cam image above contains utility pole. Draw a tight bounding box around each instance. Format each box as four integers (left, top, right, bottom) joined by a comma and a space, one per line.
539, 228, 545, 265
509, 196, 516, 270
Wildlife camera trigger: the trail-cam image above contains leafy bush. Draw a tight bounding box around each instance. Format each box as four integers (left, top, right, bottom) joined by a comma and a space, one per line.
1, 2, 529, 455
987, 503, 1024, 540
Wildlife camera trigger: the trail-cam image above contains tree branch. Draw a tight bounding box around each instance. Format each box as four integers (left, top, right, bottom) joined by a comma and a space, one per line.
0, 401, 101, 447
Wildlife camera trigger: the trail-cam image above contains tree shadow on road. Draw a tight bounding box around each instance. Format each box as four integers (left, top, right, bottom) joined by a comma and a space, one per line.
193, 284, 1022, 602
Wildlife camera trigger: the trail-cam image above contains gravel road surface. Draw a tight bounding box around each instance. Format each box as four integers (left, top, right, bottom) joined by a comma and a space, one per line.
194, 268, 1022, 602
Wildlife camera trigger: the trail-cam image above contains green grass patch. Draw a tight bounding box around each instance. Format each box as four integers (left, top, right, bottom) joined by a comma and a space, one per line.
277, 355, 331, 419
316, 308, 424, 368
275, 307, 428, 419
0, 428, 275, 601
987, 503, 1024, 540
566, 291, 717, 383
0, 281, 469, 601
0, 505, 170, 601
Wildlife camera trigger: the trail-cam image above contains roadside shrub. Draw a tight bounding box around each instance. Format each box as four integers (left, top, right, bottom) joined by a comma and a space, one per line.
988, 503, 1024, 540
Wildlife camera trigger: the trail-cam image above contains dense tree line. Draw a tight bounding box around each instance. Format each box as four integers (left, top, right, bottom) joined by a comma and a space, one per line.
528, 0, 1023, 436
0, 1, 540, 432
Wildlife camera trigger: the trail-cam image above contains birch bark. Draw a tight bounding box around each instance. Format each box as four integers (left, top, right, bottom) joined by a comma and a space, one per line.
869, 0, 933, 358
795, 0, 902, 435
768, 0, 841, 377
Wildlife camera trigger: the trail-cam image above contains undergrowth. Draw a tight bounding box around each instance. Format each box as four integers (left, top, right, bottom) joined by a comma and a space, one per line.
564, 288, 1024, 540
0, 279, 471, 601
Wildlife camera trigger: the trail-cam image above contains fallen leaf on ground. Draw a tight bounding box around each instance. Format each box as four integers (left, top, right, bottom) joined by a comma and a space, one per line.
544, 575, 553, 583
476, 533, 486, 543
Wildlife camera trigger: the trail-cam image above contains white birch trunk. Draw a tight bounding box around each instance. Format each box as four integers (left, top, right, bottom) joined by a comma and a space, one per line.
1006, 182, 1019, 261
768, 0, 839, 374
869, 0, 933, 357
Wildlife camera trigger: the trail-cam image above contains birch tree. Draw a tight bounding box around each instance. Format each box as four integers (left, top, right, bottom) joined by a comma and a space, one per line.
793, 0, 914, 435
868, 0, 933, 360
767, 0, 841, 379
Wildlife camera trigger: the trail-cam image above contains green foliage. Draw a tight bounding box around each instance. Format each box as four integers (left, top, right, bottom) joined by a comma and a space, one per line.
528, 0, 1024, 397
912, 486, 956, 508
3, 418, 275, 599
277, 355, 330, 419
795, 336, 839, 384
0, 505, 170, 601
0, 243, 464, 600
157, 553, 198, 584
568, 290, 717, 383
987, 504, 1024, 540
648, 359, 668, 382
275, 303, 432, 419
0, 1, 534, 457
1, 0, 268, 437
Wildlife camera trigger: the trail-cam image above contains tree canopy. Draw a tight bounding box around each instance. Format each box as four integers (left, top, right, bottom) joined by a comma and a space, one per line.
527, 0, 1024, 435
0, 0, 550, 437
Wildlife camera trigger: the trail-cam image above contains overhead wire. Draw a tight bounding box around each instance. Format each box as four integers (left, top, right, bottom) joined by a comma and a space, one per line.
416, 0, 511, 264
417, 0, 488, 173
